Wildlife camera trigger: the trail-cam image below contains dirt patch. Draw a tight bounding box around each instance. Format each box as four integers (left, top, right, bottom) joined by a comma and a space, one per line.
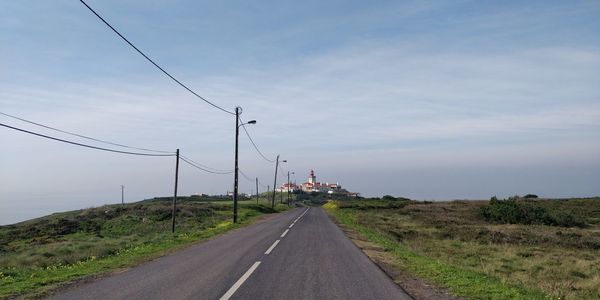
331, 217, 461, 300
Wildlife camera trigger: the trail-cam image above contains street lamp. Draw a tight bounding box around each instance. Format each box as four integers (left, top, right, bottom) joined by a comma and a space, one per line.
272, 157, 285, 208
279, 160, 288, 204
287, 171, 295, 206
234, 106, 256, 223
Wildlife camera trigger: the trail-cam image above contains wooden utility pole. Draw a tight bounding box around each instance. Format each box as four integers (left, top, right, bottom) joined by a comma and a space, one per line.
171, 149, 180, 233
271, 155, 279, 208
256, 178, 259, 205
233, 107, 240, 223
121, 185, 124, 206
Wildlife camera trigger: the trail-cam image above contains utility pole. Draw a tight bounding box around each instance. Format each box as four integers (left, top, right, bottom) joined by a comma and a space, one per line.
171, 149, 180, 233
233, 107, 240, 224
287, 171, 290, 206
272, 154, 279, 208
121, 185, 124, 206
256, 177, 259, 205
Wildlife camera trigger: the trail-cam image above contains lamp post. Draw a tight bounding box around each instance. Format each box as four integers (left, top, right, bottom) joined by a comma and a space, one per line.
233, 106, 256, 224
279, 160, 287, 204
287, 171, 294, 206
272, 156, 285, 208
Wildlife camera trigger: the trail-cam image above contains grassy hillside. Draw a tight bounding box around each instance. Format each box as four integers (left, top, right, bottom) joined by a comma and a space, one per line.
0, 197, 288, 298
325, 197, 600, 299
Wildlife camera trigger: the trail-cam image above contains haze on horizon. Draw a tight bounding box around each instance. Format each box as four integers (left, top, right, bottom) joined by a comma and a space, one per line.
1, 0, 599, 225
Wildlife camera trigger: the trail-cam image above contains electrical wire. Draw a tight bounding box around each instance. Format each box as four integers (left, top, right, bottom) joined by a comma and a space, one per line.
78, 0, 234, 115
179, 154, 232, 173
0, 122, 175, 156
0, 111, 172, 154
258, 179, 269, 189
179, 156, 233, 174
238, 116, 276, 163
278, 165, 288, 179
238, 169, 255, 182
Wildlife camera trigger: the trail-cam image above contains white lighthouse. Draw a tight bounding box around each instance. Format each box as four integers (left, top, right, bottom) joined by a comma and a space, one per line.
308, 169, 316, 184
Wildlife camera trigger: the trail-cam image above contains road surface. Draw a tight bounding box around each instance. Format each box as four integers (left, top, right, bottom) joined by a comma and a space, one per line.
49, 207, 411, 300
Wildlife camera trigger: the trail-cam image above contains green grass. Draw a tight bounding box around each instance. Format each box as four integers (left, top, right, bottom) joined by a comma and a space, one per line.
324, 198, 600, 299
0, 197, 289, 299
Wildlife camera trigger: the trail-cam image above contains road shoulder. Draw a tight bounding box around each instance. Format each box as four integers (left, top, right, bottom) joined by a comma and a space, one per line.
325, 209, 460, 300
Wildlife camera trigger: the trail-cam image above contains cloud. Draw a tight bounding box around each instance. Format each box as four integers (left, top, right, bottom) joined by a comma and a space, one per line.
1, 1, 600, 224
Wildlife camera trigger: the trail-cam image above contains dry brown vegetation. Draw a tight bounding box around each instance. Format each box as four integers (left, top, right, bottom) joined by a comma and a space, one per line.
334, 197, 600, 299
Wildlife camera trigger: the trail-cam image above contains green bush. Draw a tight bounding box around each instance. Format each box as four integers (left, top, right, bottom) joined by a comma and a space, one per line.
382, 195, 411, 201
480, 198, 586, 228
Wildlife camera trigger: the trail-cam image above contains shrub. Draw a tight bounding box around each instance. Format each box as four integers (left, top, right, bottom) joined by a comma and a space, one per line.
480, 198, 585, 228
382, 195, 411, 201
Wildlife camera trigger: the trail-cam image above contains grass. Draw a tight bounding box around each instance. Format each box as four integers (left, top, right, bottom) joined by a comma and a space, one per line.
324, 197, 600, 299
0, 197, 289, 299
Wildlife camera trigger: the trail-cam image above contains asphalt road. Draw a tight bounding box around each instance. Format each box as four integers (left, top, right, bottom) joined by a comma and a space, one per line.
49, 207, 411, 300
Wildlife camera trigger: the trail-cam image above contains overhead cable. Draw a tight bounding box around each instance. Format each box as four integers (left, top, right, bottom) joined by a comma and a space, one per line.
78, 0, 234, 115
238, 116, 276, 163
238, 169, 255, 182
258, 179, 269, 189
180, 156, 233, 174
0, 111, 172, 154
180, 154, 232, 173
0, 122, 174, 157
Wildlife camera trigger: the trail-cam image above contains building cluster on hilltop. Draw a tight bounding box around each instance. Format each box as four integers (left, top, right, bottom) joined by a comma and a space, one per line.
276, 170, 359, 197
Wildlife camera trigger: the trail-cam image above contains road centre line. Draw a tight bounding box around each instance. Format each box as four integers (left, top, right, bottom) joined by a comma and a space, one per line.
219, 208, 310, 300
265, 239, 280, 255
290, 208, 309, 227
219, 261, 261, 300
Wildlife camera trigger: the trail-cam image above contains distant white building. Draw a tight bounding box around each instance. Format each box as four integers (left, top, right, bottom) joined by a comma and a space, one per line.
275, 170, 357, 195
275, 183, 299, 193
300, 170, 347, 194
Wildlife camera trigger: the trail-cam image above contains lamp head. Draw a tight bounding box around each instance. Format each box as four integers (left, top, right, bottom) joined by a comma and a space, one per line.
247, 120, 257, 124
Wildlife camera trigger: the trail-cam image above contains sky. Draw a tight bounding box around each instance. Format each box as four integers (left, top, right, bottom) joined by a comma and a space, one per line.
1, 0, 599, 224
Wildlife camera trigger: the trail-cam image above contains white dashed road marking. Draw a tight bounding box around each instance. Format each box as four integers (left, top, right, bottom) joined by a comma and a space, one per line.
264, 240, 280, 255
219, 261, 261, 300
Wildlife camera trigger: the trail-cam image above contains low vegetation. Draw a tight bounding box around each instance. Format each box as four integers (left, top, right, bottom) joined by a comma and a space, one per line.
325, 196, 600, 299
480, 196, 587, 228
0, 197, 288, 298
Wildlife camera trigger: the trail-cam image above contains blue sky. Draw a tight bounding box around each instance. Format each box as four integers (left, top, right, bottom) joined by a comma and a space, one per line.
1, 0, 599, 224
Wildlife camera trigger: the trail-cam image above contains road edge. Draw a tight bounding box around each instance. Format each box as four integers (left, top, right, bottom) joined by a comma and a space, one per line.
323, 207, 461, 300
18, 209, 296, 300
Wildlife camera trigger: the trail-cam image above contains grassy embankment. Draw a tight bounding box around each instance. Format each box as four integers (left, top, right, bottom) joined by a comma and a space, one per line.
0, 196, 288, 298
324, 197, 600, 299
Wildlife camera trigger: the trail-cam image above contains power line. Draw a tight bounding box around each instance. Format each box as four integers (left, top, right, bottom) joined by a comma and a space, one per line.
238, 116, 276, 163
78, 0, 234, 115
278, 165, 287, 179
239, 169, 270, 188
180, 156, 233, 174
238, 168, 269, 188
1, 122, 174, 157
179, 154, 233, 174
0, 111, 172, 154
258, 179, 269, 189
238, 169, 255, 182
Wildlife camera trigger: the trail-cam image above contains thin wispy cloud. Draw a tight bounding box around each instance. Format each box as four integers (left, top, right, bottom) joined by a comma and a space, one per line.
1, 0, 599, 224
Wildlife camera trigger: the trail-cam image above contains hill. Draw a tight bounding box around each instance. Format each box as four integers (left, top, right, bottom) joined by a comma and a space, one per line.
0, 197, 287, 298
